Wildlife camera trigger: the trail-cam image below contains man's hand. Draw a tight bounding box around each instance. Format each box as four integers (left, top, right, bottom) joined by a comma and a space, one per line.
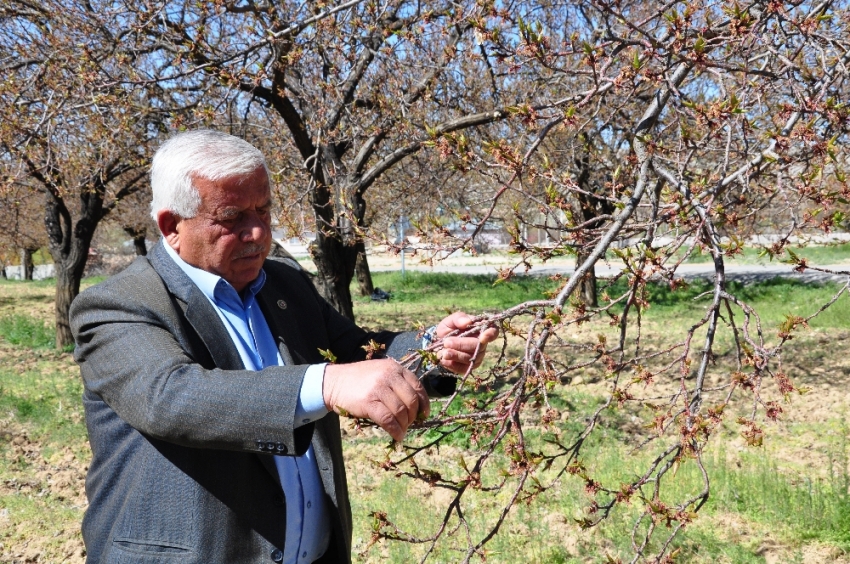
323, 359, 429, 442
436, 312, 499, 375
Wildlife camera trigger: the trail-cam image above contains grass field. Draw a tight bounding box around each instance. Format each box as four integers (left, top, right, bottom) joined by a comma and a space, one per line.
1, 273, 850, 563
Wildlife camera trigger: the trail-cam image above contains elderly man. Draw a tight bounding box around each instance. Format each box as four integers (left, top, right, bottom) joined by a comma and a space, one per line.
70, 130, 496, 564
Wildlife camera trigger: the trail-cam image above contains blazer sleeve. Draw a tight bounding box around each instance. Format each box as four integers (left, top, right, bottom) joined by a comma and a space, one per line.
70, 263, 311, 455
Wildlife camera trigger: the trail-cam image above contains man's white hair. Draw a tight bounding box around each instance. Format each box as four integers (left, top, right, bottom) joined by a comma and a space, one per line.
150, 129, 269, 221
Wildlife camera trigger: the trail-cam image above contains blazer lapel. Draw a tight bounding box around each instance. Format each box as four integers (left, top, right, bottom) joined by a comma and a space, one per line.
148, 240, 245, 371
256, 282, 306, 366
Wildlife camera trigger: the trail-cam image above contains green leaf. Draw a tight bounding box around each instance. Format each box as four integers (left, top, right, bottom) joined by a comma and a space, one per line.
318, 348, 338, 363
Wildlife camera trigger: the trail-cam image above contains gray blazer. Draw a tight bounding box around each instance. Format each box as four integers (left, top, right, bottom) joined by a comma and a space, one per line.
70, 241, 420, 564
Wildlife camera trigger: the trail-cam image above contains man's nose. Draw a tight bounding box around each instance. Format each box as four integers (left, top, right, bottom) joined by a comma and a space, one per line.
241, 212, 269, 242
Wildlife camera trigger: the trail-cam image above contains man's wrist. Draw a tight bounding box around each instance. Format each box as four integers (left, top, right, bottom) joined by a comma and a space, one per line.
295, 363, 329, 426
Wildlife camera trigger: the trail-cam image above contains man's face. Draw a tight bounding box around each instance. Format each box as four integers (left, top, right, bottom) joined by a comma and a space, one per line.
172, 167, 273, 292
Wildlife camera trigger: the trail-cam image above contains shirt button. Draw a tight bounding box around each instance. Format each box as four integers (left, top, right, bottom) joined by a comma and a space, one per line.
306, 501, 311, 509
270, 548, 284, 563
302, 552, 307, 559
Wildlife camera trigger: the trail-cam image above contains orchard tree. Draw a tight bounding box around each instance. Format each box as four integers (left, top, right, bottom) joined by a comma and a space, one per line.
0, 178, 48, 280
132, 0, 582, 320
0, 1, 167, 347
352, 1, 850, 562
107, 188, 158, 257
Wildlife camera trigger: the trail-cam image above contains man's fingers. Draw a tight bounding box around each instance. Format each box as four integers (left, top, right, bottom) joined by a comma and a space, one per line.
387, 375, 421, 424
436, 312, 473, 337
479, 327, 499, 344
443, 337, 488, 360
440, 359, 471, 374
370, 403, 406, 442
441, 347, 474, 366
323, 360, 430, 441
373, 366, 430, 440
407, 370, 431, 418
442, 336, 478, 353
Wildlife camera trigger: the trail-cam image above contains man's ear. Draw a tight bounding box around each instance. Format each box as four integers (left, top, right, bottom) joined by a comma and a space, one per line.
157, 210, 181, 251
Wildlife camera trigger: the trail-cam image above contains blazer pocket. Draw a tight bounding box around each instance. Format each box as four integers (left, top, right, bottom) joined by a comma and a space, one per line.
108, 537, 193, 563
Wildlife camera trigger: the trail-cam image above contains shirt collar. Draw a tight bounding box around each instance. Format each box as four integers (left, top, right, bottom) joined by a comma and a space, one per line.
162, 240, 266, 305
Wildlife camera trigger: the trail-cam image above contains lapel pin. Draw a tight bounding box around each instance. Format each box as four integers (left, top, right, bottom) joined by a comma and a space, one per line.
277, 299, 288, 310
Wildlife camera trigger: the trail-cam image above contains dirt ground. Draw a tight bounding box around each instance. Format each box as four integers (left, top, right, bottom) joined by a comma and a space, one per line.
0, 417, 88, 564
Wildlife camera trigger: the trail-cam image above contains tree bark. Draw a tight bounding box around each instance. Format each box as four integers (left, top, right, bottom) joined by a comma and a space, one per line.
53, 261, 83, 348
576, 250, 598, 308
352, 190, 374, 296
44, 192, 101, 349
20, 247, 35, 281
354, 245, 374, 296
134, 235, 147, 256
124, 227, 148, 256
573, 141, 613, 308
309, 231, 358, 321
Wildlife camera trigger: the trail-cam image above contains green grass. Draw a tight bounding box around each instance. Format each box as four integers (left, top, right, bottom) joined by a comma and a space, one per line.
0, 314, 56, 348
345, 272, 850, 562
349, 424, 850, 563
0, 360, 87, 453
599, 277, 850, 329
711, 451, 850, 547
357, 272, 850, 331
356, 271, 560, 311
0, 276, 56, 289
677, 241, 850, 264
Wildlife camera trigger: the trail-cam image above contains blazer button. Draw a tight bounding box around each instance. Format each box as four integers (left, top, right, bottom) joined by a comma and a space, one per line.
272, 494, 285, 507
275, 442, 287, 454
257, 441, 266, 451
266, 442, 276, 452
271, 548, 284, 562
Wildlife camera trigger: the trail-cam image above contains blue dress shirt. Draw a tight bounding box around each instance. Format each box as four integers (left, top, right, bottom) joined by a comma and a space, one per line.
164, 243, 330, 563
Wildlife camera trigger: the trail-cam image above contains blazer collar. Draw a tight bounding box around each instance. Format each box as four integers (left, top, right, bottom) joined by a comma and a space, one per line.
148, 239, 300, 369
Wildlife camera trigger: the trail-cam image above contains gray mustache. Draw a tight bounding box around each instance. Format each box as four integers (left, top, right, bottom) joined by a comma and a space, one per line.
234, 244, 266, 259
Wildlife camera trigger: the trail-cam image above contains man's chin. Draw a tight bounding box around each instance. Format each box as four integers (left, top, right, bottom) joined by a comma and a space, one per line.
227, 256, 267, 287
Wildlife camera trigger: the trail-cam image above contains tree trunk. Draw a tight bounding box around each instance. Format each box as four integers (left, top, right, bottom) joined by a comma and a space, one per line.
309, 231, 358, 321
354, 242, 374, 296
54, 262, 83, 348
133, 234, 147, 256
573, 143, 611, 309
20, 247, 35, 281
44, 192, 100, 349
1, 265, 6, 279
124, 227, 147, 256
351, 188, 374, 297
576, 250, 598, 308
